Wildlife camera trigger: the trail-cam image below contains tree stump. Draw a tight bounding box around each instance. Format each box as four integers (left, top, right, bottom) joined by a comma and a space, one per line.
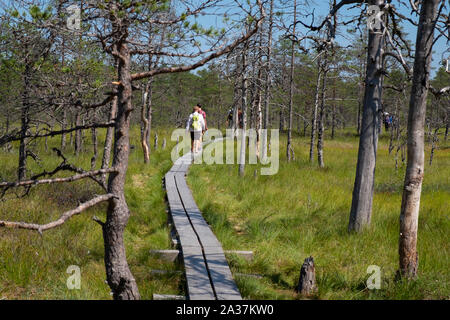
162, 138, 166, 149
297, 256, 317, 296
154, 133, 158, 150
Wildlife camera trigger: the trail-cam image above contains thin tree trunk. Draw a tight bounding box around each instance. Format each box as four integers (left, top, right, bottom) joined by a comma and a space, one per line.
5, 113, 10, 134
255, 28, 264, 159
286, 0, 297, 162
303, 101, 308, 136
154, 132, 158, 150
429, 128, 438, 166
239, 42, 249, 177
331, 79, 336, 140
18, 63, 31, 181
445, 121, 448, 141
317, 56, 328, 168
91, 126, 98, 170
61, 108, 67, 150
103, 41, 140, 300
141, 78, 153, 163
348, 0, 386, 232
69, 119, 74, 147
261, 0, 274, 160
309, 65, 322, 163
279, 109, 284, 132
399, 0, 439, 279
232, 68, 240, 131
74, 110, 82, 155
61, 39, 67, 151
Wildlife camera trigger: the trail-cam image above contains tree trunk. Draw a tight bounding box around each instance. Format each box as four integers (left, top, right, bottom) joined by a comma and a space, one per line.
154, 132, 158, 150
445, 121, 448, 141
279, 109, 284, 132
317, 57, 328, 168
18, 63, 31, 181
103, 40, 140, 299
348, 0, 386, 232
398, 0, 439, 279
331, 78, 336, 140
91, 126, 98, 170
297, 256, 317, 296
141, 78, 153, 163
261, 0, 274, 160
239, 42, 249, 177
69, 120, 73, 147
61, 108, 67, 150
429, 128, 438, 166
255, 28, 264, 159
309, 65, 322, 163
74, 110, 82, 156
286, 0, 297, 162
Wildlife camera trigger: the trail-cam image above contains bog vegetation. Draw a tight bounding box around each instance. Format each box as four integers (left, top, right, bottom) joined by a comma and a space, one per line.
0, 0, 448, 300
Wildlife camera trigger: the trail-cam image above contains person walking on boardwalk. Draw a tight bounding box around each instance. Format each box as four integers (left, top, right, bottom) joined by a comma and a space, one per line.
186, 105, 205, 154
197, 103, 207, 149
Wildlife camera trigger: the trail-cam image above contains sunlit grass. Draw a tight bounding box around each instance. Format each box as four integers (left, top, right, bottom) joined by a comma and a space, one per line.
1, 125, 447, 300
0, 126, 184, 299
188, 129, 449, 300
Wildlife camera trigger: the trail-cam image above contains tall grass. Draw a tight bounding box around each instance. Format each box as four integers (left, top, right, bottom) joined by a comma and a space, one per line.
0, 126, 184, 299
187, 129, 449, 300
1, 126, 447, 300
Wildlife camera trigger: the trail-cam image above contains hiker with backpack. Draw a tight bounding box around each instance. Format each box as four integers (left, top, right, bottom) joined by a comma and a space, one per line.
186, 105, 206, 153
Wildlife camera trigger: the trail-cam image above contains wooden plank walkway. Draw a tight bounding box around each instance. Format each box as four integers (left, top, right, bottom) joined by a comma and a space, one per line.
164, 146, 242, 300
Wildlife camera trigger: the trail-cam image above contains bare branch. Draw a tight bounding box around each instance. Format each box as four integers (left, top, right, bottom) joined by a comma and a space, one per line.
131, 1, 265, 81
0, 122, 115, 146
0, 168, 117, 189
0, 194, 115, 234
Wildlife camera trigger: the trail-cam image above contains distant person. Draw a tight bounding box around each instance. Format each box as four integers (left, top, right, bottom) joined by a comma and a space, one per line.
384, 112, 390, 131
238, 108, 243, 129
197, 104, 207, 131
186, 105, 205, 154
197, 103, 207, 148
226, 108, 233, 128
225, 107, 243, 131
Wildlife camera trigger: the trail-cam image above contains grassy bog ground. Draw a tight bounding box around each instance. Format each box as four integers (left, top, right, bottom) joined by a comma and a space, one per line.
0, 127, 448, 300
188, 130, 449, 300
0, 127, 185, 299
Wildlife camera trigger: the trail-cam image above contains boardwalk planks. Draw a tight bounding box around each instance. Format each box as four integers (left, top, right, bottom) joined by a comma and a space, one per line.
164, 148, 241, 300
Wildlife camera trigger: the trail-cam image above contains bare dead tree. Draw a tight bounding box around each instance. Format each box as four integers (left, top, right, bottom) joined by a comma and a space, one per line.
239, 39, 250, 177
261, 0, 274, 160
286, 0, 297, 162
310, 61, 322, 163
398, 0, 441, 280
348, 0, 387, 232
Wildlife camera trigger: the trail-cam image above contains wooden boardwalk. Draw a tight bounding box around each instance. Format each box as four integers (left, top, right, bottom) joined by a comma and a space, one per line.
165, 149, 242, 300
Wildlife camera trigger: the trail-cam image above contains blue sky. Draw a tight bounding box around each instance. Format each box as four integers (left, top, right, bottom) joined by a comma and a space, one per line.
1, 0, 447, 76
195, 0, 448, 77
